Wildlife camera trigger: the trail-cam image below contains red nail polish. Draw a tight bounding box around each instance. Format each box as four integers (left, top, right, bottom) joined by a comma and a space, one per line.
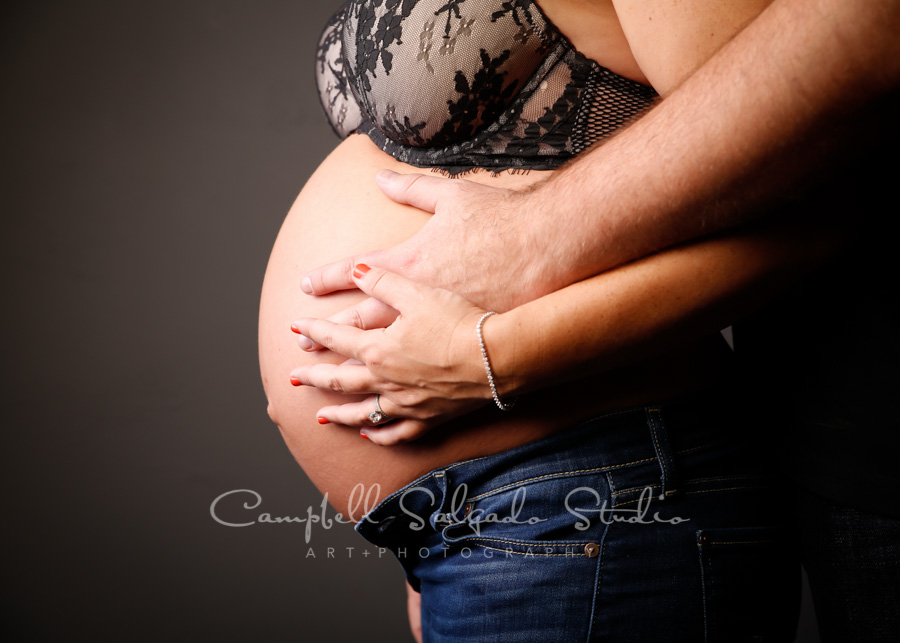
290, 376, 302, 387
352, 263, 371, 279
290, 324, 301, 334
360, 432, 370, 439
317, 417, 330, 425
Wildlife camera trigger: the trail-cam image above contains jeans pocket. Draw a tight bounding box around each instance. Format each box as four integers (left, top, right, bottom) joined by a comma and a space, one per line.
439, 472, 611, 556
697, 525, 797, 643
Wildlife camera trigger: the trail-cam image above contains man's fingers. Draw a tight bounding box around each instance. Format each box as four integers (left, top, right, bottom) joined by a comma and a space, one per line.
301, 247, 387, 296
300, 256, 357, 296
375, 169, 468, 213
293, 298, 399, 352
289, 363, 375, 395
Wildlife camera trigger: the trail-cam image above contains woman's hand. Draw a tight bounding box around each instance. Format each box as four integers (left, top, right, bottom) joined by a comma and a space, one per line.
289, 264, 493, 445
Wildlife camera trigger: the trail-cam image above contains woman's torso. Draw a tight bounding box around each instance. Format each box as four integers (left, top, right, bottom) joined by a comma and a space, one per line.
258, 0, 770, 517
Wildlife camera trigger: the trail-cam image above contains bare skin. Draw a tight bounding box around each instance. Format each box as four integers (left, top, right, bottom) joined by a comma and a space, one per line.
260, 0, 796, 514
271, 1, 897, 638
289, 206, 840, 443
259, 134, 725, 515
302, 0, 900, 312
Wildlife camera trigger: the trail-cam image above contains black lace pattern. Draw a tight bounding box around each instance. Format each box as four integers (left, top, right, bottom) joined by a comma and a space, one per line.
315, 0, 657, 175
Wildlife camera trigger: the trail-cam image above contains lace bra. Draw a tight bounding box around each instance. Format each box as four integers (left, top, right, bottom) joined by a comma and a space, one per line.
315, 0, 657, 175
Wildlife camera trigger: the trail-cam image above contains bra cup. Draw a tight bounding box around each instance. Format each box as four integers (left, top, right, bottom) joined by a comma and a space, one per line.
316, 3, 364, 139
315, 1, 658, 175
341, 0, 556, 147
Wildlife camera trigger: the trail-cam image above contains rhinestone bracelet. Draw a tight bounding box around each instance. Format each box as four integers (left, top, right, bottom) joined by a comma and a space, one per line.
476, 312, 516, 411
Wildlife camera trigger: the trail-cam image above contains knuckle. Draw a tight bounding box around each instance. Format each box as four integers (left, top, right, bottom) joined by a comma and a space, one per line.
341, 257, 356, 280
326, 376, 344, 394
367, 269, 388, 294
401, 173, 424, 196
350, 307, 366, 331
392, 244, 419, 276
363, 344, 386, 370
309, 270, 327, 294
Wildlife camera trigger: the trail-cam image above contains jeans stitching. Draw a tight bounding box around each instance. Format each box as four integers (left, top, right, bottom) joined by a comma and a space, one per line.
466, 541, 595, 557
466, 458, 656, 501
589, 476, 614, 642
682, 484, 767, 496
611, 483, 661, 496
682, 474, 770, 486
647, 407, 674, 497
697, 532, 709, 643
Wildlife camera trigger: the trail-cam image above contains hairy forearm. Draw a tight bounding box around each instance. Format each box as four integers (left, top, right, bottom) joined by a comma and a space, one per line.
487, 213, 842, 396
519, 0, 899, 292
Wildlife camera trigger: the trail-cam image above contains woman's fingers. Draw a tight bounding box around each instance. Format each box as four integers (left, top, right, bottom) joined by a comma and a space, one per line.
291, 317, 371, 362
297, 264, 448, 349
362, 419, 430, 446
293, 297, 399, 352
316, 395, 430, 444
350, 263, 437, 312
289, 362, 376, 395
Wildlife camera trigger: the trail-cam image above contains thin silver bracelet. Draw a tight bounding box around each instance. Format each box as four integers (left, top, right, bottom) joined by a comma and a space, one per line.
476, 312, 516, 411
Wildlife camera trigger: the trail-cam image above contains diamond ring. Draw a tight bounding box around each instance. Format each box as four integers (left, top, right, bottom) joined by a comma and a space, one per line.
368, 394, 392, 425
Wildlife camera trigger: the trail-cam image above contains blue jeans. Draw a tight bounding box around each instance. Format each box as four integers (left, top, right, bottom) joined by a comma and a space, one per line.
797, 486, 900, 642
357, 394, 800, 642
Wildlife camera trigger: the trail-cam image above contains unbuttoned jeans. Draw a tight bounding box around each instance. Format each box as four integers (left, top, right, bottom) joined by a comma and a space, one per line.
357, 395, 800, 642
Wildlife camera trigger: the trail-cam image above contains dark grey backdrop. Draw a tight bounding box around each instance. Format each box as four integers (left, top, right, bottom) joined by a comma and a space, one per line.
3, 1, 409, 640
2, 2, 819, 641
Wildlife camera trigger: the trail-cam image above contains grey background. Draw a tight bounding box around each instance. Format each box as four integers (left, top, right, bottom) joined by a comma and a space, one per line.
2, 1, 818, 641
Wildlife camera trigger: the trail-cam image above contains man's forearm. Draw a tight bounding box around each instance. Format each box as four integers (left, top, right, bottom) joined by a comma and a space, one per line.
522, 0, 899, 291
301, 0, 898, 313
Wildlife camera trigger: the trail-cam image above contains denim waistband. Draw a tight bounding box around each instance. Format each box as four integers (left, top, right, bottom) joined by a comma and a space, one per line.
355, 394, 737, 551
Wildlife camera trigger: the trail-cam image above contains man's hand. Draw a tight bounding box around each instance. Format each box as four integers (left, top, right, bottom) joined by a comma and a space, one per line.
304, 0, 900, 317
300, 170, 570, 312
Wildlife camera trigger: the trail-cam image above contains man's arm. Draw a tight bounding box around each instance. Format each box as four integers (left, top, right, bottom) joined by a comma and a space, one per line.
290, 209, 843, 443
302, 0, 900, 311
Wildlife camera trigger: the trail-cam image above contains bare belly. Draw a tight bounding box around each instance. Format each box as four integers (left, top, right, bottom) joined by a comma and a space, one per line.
258, 134, 725, 517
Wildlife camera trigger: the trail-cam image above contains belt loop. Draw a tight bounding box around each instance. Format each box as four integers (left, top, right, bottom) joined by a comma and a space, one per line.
645, 406, 678, 499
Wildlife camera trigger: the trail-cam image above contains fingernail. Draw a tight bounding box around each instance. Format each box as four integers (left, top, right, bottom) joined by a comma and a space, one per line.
376, 169, 397, 183
300, 277, 313, 295
360, 431, 370, 439
298, 336, 314, 351
290, 376, 302, 387
352, 263, 371, 279
290, 323, 301, 334
317, 417, 330, 425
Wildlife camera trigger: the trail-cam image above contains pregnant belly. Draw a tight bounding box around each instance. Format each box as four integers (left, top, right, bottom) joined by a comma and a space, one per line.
258, 134, 723, 517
